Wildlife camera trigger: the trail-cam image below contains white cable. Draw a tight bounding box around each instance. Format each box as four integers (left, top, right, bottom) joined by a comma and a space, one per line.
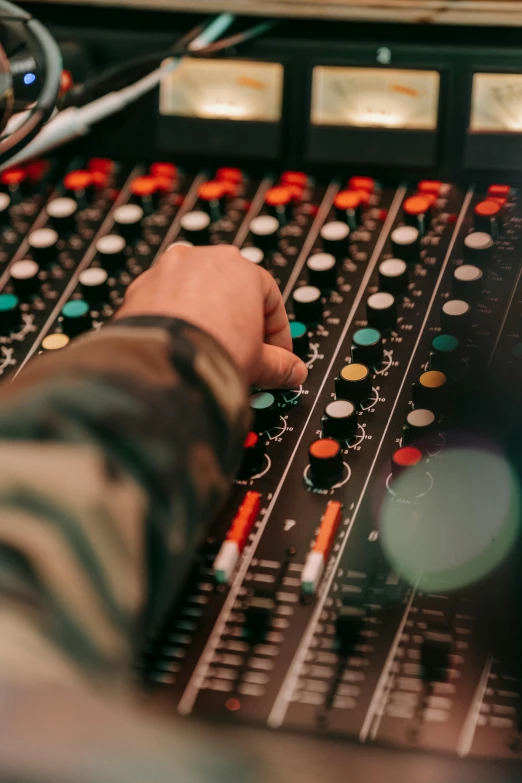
0, 13, 234, 171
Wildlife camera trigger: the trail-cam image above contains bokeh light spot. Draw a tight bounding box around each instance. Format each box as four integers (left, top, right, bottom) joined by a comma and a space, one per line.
380, 446, 520, 592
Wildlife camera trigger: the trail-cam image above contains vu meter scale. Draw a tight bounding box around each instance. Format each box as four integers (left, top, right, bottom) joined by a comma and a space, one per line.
470, 73, 522, 132
311, 67, 440, 129
160, 59, 284, 122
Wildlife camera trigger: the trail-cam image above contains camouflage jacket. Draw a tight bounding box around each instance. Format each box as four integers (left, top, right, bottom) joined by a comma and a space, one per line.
0, 317, 263, 783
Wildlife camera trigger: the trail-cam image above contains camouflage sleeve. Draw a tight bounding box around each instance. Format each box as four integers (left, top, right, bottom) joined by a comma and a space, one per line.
0, 316, 249, 687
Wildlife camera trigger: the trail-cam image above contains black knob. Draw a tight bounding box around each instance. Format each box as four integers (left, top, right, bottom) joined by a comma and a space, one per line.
308, 438, 343, 488
79, 267, 109, 305
46, 197, 78, 234
113, 204, 144, 242
240, 246, 265, 266
366, 291, 396, 331
0, 192, 11, 227
0, 293, 21, 332
333, 190, 361, 229
440, 299, 471, 335
390, 225, 420, 263
96, 234, 127, 270
264, 186, 292, 225
412, 370, 448, 411
249, 391, 280, 433
198, 180, 226, 221
320, 220, 350, 259
41, 332, 70, 352
249, 215, 279, 253
463, 231, 494, 266
63, 169, 93, 208
1, 167, 27, 203
336, 605, 366, 655
10, 259, 40, 298
453, 264, 483, 299
216, 166, 243, 186
474, 200, 502, 239
306, 252, 337, 290
403, 194, 432, 236
292, 285, 323, 325
290, 321, 310, 359
334, 363, 372, 403
391, 445, 423, 478
378, 258, 408, 294
421, 630, 453, 682
402, 408, 437, 446
28, 227, 59, 266
244, 592, 275, 642
130, 176, 159, 215
351, 327, 383, 367
429, 334, 460, 375
239, 431, 266, 479
322, 399, 358, 441
60, 299, 91, 336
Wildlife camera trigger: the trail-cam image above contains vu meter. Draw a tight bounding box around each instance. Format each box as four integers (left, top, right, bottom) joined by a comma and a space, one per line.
311, 66, 440, 129
470, 73, 522, 131
160, 58, 284, 121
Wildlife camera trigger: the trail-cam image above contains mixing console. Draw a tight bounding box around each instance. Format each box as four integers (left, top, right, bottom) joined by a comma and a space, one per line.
1, 151, 521, 775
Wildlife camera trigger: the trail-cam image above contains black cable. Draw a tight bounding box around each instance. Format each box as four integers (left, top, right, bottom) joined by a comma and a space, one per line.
61, 18, 207, 109
63, 18, 280, 110
191, 20, 278, 57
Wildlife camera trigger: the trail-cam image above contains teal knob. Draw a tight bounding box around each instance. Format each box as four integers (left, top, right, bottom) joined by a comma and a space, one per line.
290, 321, 310, 359
249, 391, 280, 433
351, 327, 383, 367
0, 293, 21, 332
61, 299, 91, 336
430, 333, 460, 374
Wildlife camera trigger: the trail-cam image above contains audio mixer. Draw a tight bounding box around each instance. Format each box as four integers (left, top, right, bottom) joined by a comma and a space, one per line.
3, 5, 522, 781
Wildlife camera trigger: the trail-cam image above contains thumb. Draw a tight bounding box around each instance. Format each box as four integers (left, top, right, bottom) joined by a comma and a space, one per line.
253, 344, 308, 389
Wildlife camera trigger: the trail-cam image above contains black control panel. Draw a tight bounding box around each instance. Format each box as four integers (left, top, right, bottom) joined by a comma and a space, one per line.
134, 169, 522, 768
3, 5, 522, 780
1, 152, 520, 777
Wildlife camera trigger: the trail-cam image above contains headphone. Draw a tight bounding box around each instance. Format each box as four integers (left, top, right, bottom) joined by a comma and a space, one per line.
0, 0, 61, 166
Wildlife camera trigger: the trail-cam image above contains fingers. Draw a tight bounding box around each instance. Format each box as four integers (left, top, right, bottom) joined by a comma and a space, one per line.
259, 267, 292, 352
253, 343, 308, 390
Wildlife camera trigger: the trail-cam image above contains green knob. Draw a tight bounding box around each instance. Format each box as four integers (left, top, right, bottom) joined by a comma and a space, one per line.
250, 391, 279, 433
351, 327, 383, 367
430, 333, 460, 374
290, 321, 310, 359
61, 299, 91, 336
0, 293, 21, 332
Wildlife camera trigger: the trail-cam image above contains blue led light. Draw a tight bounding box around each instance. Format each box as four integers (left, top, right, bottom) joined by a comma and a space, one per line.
23, 73, 36, 85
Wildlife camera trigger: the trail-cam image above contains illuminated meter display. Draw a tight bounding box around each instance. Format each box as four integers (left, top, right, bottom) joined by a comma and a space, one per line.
470, 73, 522, 132
160, 58, 284, 122
311, 66, 440, 130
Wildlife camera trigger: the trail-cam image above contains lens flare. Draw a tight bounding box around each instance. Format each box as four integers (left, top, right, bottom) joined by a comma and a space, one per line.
380, 445, 520, 593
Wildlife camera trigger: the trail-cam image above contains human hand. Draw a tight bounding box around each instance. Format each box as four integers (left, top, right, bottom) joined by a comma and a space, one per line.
115, 244, 308, 389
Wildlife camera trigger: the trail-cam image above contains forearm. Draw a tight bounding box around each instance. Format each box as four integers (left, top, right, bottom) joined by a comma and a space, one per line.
0, 317, 249, 685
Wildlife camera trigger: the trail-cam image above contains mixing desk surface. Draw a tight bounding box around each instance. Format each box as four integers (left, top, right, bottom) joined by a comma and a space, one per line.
3, 6, 522, 780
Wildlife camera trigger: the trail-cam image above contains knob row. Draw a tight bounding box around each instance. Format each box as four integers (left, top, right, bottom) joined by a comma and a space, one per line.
242, 175, 373, 264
